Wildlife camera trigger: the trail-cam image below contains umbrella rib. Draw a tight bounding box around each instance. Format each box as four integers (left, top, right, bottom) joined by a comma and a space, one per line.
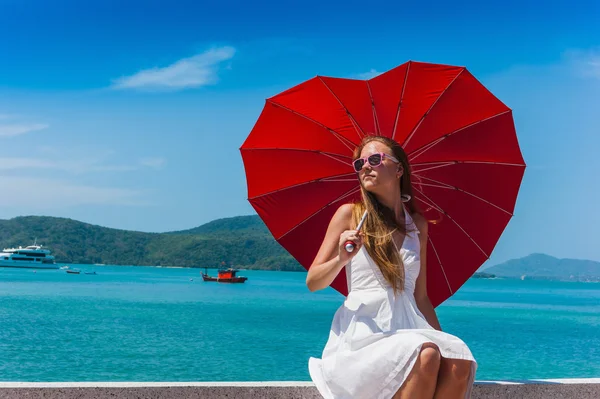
401, 68, 466, 149
391, 61, 411, 142
318, 77, 365, 141
365, 80, 381, 135
242, 147, 352, 161
411, 162, 457, 174
414, 182, 456, 190
412, 160, 526, 169
278, 186, 361, 240
412, 175, 514, 216
413, 193, 446, 219
267, 100, 357, 152
412, 186, 491, 260
408, 137, 446, 162
247, 172, 357, 200
321, 172, 358, 181
407, 110, 512, 161
426, 235, 453, 296
413, 194, 450, 227
413, 194, 439, 212
319, 152, 353, 165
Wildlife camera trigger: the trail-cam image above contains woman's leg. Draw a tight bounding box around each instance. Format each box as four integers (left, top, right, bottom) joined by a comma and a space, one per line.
432, 358, 473, 399
393, 343, 440, 399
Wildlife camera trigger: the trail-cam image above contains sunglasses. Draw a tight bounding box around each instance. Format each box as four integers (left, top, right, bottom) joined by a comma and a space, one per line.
352, 152, 400, 172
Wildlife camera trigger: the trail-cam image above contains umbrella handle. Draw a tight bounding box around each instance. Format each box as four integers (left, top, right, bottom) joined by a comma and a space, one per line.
344, 240, 356, 252
344, 210, 368, 253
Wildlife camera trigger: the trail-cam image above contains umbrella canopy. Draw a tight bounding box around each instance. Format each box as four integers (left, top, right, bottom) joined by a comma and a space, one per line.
240, 61, 525, 307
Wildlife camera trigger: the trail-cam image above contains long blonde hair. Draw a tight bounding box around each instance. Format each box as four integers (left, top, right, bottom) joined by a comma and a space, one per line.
350, 136, 420, 294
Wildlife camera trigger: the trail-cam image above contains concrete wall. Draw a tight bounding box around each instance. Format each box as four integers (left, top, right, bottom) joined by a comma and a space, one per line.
1, 380, 599, 399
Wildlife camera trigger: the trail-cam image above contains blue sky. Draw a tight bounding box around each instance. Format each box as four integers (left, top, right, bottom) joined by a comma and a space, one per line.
0, 0, 599, 266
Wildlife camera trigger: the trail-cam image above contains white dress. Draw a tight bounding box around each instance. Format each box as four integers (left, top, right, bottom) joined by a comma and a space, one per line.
308, 207, 477, 399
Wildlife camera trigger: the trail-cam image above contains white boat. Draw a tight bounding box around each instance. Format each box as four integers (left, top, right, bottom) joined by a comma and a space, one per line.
0, 242, 59, 269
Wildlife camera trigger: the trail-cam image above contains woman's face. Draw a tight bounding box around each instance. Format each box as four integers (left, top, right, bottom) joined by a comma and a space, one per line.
356, 141, 402, 194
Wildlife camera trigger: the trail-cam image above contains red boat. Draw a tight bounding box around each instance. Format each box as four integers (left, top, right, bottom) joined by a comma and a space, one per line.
201, 268, 247, 283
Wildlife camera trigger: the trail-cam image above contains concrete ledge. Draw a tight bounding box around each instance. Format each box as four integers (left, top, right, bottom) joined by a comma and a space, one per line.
1, 379, 599, 398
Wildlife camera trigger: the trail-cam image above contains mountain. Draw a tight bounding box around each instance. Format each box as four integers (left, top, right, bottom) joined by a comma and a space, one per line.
484, 253, 600, 282
0, 215, 303, 271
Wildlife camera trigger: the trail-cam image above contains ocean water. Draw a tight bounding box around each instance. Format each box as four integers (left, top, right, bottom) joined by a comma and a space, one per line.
0, 265, 599, 382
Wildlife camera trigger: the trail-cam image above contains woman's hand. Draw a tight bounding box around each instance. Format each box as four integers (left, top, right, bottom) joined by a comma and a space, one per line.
338, 229, 363, 264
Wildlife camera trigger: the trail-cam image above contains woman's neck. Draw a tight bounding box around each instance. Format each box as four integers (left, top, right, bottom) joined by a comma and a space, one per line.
376, 192, 405, 225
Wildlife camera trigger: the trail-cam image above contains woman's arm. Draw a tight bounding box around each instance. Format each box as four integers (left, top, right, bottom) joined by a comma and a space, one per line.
412, 213, 442, 331
306, 203, 362, 292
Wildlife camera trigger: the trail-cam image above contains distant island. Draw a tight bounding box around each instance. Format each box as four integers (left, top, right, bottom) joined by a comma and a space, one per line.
1, 215, 599, 281
471, 272, 496, 279
482, 253, 600, 282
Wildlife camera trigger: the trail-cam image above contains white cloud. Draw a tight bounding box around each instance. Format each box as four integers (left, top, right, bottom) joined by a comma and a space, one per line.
0, 157, 155, 174
0, 123, 48, 137
0, 158, 56, 170
0, 176, 150, 207
139, 157, 166, 169
563, 48, 600, 79
111, 46, 236, 91
0, 148, 166, 174
354, 68, 382, 80
86, 165, 139, 173
0, 157, 120, 173
0, 151, 162, 209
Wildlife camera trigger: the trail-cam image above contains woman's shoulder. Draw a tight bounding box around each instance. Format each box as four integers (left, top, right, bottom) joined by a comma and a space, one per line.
337, 203, 354, 215
331, 202, 363, 230
331, 203, 355, 229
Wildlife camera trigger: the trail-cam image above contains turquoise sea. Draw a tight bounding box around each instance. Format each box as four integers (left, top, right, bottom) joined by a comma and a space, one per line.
1, 265, 599, 382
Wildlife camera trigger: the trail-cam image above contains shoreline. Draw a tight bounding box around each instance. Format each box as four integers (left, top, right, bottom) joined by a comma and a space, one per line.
9, 264, 600, 282
50, 265, 600, 280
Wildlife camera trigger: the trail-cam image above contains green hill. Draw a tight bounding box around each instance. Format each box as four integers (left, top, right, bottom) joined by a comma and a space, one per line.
484, 253, 600, 282
166, 215, 269, 235
0, 215, 303, 271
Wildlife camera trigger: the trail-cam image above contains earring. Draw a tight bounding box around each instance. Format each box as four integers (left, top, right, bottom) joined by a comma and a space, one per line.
401, 194, 411, 203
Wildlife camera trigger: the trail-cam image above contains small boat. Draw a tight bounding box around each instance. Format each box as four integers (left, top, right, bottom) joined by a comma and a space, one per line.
66, 269, 81, 274
201, 268, 247, 283
84, 271, 97, 275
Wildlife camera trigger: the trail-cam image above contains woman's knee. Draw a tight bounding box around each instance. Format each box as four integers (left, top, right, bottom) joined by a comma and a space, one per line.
418, 345, 441, 377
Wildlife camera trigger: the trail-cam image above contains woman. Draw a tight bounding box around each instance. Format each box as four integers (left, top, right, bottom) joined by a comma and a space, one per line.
306, 136, 477, 399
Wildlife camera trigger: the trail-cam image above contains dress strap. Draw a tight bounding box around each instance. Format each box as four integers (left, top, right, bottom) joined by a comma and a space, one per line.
391, 207, 410, 254
403, 205, 420, 237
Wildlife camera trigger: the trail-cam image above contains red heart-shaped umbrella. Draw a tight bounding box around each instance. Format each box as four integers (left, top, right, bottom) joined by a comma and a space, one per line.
240, 61, 525, 307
